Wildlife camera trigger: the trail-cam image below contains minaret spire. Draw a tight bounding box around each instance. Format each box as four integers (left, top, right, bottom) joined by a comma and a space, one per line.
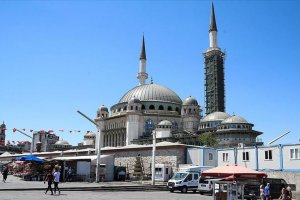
204, 1, 225, 115
137, 34, 148, 85
209, 2, 218, 49
140, 34, 146, 60
209, 2, 218, 32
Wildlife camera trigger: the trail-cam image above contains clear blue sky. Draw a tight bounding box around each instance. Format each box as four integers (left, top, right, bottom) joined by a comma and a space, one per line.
1, 1, 299, 146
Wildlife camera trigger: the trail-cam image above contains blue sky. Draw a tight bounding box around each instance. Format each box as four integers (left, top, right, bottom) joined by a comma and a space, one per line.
1, 1, 299, 146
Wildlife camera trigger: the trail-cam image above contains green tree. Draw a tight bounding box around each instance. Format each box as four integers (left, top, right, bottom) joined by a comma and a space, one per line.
198, 133, 217, 147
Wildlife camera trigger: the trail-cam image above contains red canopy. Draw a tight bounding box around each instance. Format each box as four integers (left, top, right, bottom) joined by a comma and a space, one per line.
202, 165, 267, 180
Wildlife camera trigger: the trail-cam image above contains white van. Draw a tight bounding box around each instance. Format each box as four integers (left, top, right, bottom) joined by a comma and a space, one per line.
167, 166, 212, 193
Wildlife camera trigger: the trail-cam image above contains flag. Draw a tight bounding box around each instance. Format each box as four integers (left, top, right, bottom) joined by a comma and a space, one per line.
12, 141, 15, 144
2, 128, 7, 131
22, 128, 26, 131
30, 130, 34, 132
48, 130, 54, 133
69, 130, 72, 133
77, 130, 81, 132
1, 139, 4, 145
13, 128, 17, 132
59, 130, 64, 132
40, 130, 45, 133
7, 140, 10, 145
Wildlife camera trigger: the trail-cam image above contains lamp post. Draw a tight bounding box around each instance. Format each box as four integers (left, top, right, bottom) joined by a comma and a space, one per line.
15, 129, 33, 154
151, 129, 156, 185
77, 110, 101, 183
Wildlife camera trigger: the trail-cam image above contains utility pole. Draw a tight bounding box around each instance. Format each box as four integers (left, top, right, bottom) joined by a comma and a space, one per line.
151, 129, 156, 185
77, 110, 101, 183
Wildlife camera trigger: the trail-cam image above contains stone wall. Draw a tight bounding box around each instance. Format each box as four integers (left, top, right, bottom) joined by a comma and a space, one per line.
266, 171, 300, 199
102, 145, 186, 176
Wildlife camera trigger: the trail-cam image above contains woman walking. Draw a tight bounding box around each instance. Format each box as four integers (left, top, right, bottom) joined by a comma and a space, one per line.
44, 170, 54, 195
53, 168, 61, 195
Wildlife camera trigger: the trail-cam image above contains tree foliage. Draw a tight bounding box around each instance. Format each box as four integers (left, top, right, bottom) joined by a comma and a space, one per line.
198, 133, 217, 147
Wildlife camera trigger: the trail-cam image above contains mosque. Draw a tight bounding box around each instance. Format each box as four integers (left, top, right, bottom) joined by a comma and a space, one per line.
1, 3, 263, 154
94, 3, 263, 149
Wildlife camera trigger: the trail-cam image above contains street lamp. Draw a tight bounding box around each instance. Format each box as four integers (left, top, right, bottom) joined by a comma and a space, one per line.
77, 110, 101, 183
15, 129, 33, 154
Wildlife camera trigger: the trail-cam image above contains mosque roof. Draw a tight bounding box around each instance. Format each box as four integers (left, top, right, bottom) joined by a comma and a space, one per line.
221, 115, 249, 124
158, 120, 172, 126
183, 96, 198, 106
119, 83, 182, 104
201, 111, 230, 122
55, 140, 70, 146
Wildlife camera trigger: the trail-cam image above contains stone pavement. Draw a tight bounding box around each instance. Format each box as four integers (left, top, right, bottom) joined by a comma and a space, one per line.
0, 175, 167, 191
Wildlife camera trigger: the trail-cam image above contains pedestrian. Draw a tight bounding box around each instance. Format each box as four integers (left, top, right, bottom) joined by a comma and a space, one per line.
53, 167, 61, 195
286, 186, 292, 200
2, 166, 8, 183
264, 183, 271, 200
44, 170, 54, 195
279, 187, 288, 200
260, 184, 265, 200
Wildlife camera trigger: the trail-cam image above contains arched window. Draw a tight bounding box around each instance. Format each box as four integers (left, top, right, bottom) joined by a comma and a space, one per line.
123, 106, 127, 111
136, 106, 138, 110
175, 107, 179, 113
159, 105, 164, 110
130, 106, 133, 110
188, 108, 191, 113
167, 106, 172, 111
142, 105, 145, 110
145, 119, 154, 136
149, 105, 155, 110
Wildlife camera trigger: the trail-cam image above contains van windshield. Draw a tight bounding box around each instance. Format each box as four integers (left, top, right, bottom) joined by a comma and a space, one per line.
171, 172, 188, 180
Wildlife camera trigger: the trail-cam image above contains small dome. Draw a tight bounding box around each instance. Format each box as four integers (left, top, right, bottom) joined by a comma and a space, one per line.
183, 96, 198, 106
128, 97, 141, 104
85, 131, 96, 137
158, 120, 172, 126
55, 140, 70, 146
221, 115, 248, 124
98, 105, 108, 112
202, 111, 231, 122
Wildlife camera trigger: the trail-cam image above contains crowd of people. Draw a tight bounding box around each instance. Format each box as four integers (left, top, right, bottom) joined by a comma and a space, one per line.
259, 183, 293, 200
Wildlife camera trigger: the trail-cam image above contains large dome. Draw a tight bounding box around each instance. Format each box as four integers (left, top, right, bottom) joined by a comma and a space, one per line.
119, 84, 182, 104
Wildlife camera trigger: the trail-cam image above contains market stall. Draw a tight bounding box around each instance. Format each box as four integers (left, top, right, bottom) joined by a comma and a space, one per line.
202, 165, 267, 200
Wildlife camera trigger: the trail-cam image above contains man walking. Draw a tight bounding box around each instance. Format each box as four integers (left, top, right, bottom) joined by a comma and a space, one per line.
264, 183, 271, 200
53, 168, 61, 195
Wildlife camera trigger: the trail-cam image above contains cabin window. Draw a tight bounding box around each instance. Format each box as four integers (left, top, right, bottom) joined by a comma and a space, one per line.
264, 150, 273, 160
242, 152, 250, 161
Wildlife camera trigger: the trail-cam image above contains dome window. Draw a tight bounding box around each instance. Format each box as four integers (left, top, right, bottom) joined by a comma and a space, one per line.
149, 105, 155, 110
167, 106, 172, 111
159, 105, 164, 110
142, 105, 145, 110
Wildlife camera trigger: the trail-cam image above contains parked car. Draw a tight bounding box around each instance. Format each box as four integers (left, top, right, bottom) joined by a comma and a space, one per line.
198, 177, 213, 195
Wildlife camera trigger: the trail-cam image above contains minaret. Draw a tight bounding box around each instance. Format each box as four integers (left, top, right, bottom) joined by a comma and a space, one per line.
137, 35, 148, 85
204, 2, 225, 115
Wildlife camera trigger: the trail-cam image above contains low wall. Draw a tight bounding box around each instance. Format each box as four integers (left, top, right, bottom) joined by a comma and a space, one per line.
102, 144, 186, 177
